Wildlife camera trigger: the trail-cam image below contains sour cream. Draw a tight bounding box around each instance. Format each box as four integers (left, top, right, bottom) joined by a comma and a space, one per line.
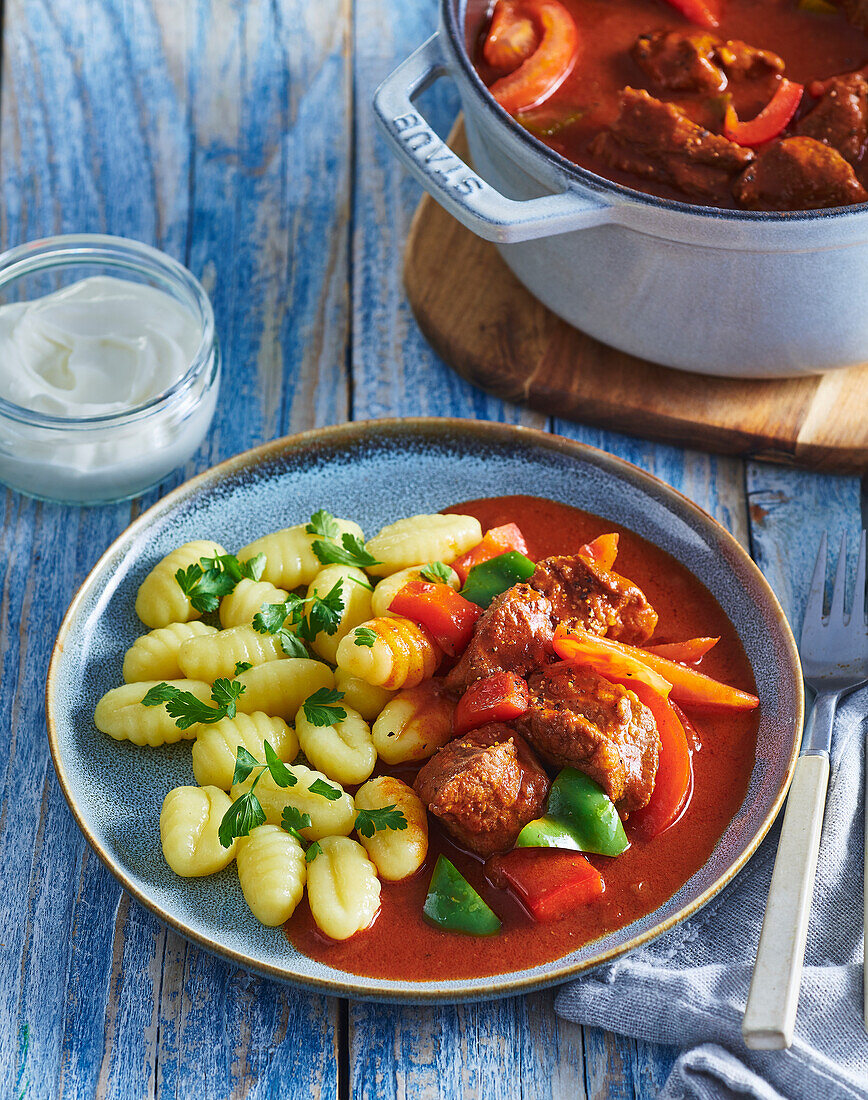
0, 275, 201, 417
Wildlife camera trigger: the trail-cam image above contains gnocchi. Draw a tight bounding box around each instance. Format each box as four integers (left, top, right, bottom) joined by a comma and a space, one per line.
355, 776, 428, 881
234, 659, 334, 722
236, 825, 306, 925
177, 624, 287, 681
160, 785, 237, 876
238, 518, 364, 590
365, 514, 481, 578
135, 540, 228, 628
335, 617, 441, 690
306, 836, 381, 941
371, 681, 456, 764
231, 764, 356, 841
219, 578, 289, 628
122, 621, 218, 683
192, 711, 298, 790
94, 679, 213, 746
333, 670, 395, 723
306, 565, 373, 664
370, 564, 459, 619
295, 704, 376, 786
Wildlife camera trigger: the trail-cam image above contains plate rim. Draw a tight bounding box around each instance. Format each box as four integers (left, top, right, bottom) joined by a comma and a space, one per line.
46, 417, 804, 1002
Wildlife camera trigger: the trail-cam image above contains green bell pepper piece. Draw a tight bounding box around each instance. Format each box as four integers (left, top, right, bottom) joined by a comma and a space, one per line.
516, 768, 629, 857
422, 855, 502, 936
459, 551, 536, 608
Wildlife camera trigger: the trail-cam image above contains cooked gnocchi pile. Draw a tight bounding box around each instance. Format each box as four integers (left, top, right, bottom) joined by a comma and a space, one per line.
94, 509, 481, 940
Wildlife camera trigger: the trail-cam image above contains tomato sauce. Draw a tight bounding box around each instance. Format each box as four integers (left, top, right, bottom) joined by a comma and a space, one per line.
470, 0, 868, 207
286, 495, 759, 981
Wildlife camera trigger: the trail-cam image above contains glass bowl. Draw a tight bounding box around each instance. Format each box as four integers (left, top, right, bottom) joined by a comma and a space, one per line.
0, 234, 220, 505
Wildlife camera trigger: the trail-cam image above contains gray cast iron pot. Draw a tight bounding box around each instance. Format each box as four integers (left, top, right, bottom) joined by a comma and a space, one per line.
373, 0, 868, 378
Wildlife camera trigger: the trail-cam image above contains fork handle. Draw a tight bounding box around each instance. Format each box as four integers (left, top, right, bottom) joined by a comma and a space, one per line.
742, 752, 830, 1049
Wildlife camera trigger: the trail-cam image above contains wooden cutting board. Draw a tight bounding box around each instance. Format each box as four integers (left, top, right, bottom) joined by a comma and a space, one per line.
403, 124, 868, 474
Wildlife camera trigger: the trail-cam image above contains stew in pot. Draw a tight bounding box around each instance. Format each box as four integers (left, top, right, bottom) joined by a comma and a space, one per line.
470, 0, 868, 210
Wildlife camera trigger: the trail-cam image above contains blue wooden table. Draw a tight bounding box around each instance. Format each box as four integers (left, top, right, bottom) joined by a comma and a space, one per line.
0, 2, 863, 1096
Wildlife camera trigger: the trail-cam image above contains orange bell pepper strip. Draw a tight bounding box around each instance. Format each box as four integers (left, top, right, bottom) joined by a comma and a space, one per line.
451, 522, 530, 586
645, 636, 719, 664
453, 670, 531, 735
389, 581, 482, 658
577, 532, 619, 573
552, 626, 759, 711
661, 0, 720, 29
723, 79, 804, 146
483, 0, 539, 73
486, 848, 604, 921
488, 0, 580, 115
628, 681, 693, 840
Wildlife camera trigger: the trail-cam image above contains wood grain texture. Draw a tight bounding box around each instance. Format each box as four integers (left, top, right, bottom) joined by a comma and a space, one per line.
403, 125, 868, 476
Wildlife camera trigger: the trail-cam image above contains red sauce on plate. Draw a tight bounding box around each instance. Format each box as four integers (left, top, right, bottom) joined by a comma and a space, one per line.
285, 495, 758, 980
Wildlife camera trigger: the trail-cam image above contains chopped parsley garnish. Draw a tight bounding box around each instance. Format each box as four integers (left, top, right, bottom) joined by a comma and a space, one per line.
305, 841, 323, 863
298, 579, 344, 644
252, 583, 344, 652
355, 805, 408, 838
302, 688, 347, 728
353, 626, 377, 648
141, 678, 245, 730
281, 803, 313, 845
312, 533, 380, 570
308, 778, 342, 800
174, 551, 266, 613
217, 739, 297, 848
420, 561, 452, 584
305, 509, 341, 539
234, 660, 253, 676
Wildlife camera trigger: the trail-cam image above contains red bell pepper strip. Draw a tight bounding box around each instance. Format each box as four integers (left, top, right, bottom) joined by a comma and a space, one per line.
389, 580, 482, 658
451, 523, 530, 585
627, 681, 693, 840
723, 79, 804, 146
489, 0, 580, 115
486, 848, 604, 921
483, 0, 539, 73
645, 636, 719, 664
661, 0, 720, 29
453, 671, 531, 735
577, 532, 619, 573
553, 626, 759, 711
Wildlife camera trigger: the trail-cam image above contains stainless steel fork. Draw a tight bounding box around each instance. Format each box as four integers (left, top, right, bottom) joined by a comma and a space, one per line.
743, 531, 868, 1050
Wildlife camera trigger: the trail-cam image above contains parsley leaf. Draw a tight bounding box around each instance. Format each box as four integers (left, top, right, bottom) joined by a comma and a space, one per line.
281, 804, 313, 844
253, 600, 294, 635
299, 579, 344, 643
263, 740, 296, 788
308, 778, 342, 800
174, 550, 266, 612
420, 561, 453, 585
312, 533, 380, 570
348, 574, 374, 592
231, 745, 261, 787
234, 660, 253, 676
302, 688, 347, 728
218, 791, 266, 848
353, 626, 377, 648
305, 509, 341, 539
276, 629, 309, 658
305, 841, 322, 863
141, 679, 246, 731
355, 805, 409, 838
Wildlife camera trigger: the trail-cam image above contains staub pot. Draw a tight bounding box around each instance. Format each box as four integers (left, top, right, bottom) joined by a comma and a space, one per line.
374, 0, 868, 378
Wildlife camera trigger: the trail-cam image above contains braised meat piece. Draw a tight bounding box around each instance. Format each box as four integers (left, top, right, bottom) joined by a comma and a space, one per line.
633, 31, 783, 94
517, 664, 659, 813
446, 583, 554, 691
590, 88, 754, 200
835, 0, 868, 30
734, 136, 868, 210
530, 554, 658, 646
414, 724, 550, 857
797, 73, 868, 165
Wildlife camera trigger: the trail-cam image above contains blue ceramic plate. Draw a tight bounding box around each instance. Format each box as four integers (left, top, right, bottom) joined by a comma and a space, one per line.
47, 419, 803, 1003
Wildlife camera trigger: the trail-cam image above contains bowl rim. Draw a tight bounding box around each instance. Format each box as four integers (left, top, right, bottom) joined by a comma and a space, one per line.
443, 0, 868, 225
45, 417, 804, 1002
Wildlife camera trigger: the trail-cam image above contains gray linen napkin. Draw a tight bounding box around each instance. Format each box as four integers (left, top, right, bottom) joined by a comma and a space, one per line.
555, 687, 868, 1100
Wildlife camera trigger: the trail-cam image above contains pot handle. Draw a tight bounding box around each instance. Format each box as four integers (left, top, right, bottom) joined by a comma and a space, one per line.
373, 34, 612, 244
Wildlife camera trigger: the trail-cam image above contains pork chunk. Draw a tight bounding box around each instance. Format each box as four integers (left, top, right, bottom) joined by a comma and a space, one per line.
517, 664, 659, 813
734, 136, 868, 210
446, 583, 554, 691
590, 88, 755, 199
529, 554, 658, 645
797, 73, 868, 165
414, 724, 550, 857
633, 31, 783, 94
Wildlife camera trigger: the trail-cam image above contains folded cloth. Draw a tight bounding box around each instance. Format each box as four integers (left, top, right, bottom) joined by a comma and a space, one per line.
555, 687, 868, 1100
